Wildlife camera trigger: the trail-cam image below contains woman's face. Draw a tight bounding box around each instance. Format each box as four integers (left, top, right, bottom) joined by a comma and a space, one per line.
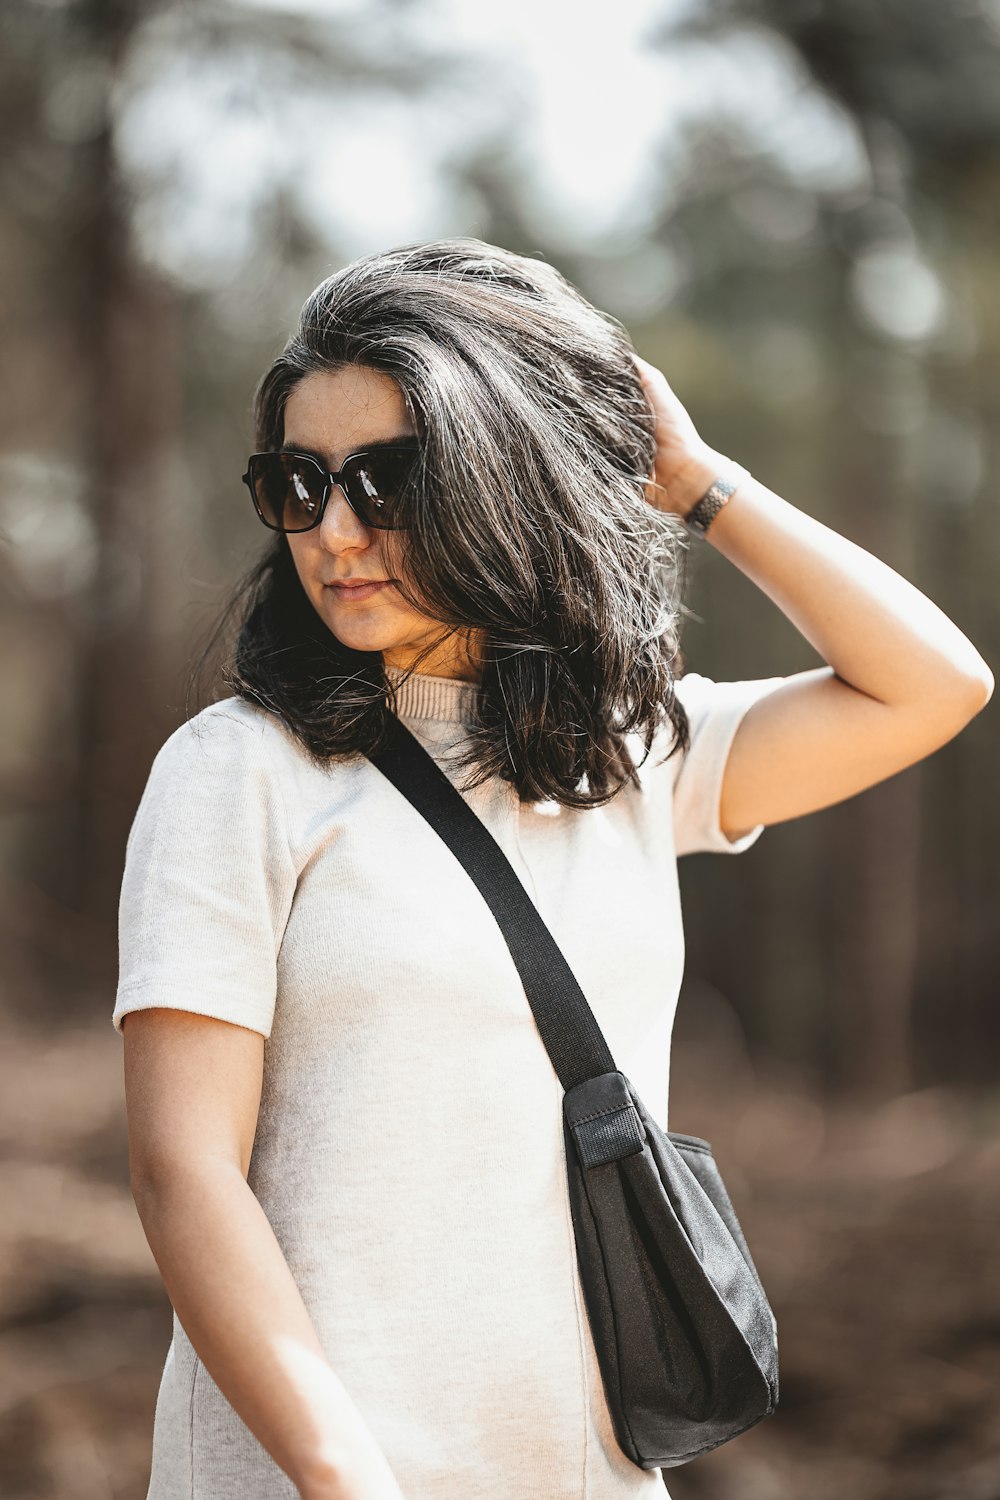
283, 365, 480, 681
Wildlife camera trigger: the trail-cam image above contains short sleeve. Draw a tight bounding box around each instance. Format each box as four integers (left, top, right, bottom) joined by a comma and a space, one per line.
671, 671, 789, 858
112, 707, 297, 1038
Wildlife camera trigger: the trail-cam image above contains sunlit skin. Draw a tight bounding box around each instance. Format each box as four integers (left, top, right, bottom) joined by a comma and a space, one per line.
283, 366, 483, 682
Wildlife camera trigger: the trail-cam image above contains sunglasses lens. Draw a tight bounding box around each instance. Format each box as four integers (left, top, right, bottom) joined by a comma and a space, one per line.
249, 454, 326, 532
342, 446, 419, 528
246, 446, 420, 532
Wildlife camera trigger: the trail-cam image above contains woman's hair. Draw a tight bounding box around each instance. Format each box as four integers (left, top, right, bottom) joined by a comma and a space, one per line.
189, 236, 694, 808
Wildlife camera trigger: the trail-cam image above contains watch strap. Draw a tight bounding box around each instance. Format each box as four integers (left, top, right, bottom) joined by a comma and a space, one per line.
683, 463, 750, 537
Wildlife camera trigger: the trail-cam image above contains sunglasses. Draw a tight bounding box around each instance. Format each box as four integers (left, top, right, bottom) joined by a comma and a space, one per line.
242, 442, 420, 533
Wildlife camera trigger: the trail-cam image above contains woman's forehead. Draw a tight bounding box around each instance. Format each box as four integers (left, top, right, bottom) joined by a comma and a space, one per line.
283, 367, 418, 459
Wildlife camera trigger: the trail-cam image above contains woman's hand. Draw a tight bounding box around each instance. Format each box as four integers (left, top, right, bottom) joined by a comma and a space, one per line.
633, 353, 726, 519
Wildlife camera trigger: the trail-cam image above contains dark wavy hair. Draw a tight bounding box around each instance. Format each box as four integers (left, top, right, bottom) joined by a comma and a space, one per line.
189, 236, 695, 808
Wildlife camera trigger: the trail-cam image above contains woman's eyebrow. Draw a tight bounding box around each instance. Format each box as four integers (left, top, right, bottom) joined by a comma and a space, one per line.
279, 436, 419, 465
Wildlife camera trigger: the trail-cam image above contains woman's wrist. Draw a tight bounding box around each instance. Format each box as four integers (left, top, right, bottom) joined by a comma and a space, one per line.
652, 445, 736, 520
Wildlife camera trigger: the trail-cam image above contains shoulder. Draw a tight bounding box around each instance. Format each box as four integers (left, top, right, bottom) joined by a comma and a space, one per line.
138, 697, 377, 857
618, 669, 790, 837
668, 668, 791, 856
671, 670, 711, 715
169, 694, 282, 748
150, 696, 302, 779
671, 670, 790, 748
131, 698, 303, 848
619, 674, 706, 779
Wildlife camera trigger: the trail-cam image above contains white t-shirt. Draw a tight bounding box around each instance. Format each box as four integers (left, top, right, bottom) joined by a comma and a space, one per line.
113, 666, 788, 1500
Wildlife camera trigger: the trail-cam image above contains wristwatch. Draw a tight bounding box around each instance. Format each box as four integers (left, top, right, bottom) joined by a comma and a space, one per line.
682, 463, 751, 538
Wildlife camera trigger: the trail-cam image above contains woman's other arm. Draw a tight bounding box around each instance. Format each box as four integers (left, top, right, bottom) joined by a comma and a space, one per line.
124, 1007, 405, 1500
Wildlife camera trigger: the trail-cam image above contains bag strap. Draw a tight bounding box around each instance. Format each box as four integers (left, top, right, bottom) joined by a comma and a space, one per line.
367, 712, 617, 1092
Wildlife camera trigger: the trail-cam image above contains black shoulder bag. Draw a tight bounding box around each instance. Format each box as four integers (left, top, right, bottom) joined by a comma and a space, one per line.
367, 714, 779, 1474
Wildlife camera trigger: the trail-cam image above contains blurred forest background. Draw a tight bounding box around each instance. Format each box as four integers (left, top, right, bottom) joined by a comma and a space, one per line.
1, 0, 999, 1495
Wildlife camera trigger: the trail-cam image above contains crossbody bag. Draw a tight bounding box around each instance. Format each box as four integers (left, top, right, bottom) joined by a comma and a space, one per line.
367, 712, 779, 1473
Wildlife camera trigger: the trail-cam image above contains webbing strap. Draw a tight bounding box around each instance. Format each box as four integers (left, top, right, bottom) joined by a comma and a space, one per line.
367, 713, 616, 1090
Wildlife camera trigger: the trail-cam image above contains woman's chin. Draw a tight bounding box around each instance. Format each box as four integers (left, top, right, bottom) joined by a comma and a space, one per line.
311, 590, 442, 665
318, 605, 408, 658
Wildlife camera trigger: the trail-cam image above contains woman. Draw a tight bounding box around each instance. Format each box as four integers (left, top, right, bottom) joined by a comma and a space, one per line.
114, 237, 993, 1500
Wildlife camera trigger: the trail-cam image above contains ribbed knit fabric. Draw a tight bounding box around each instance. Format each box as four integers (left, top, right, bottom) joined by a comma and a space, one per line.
113, 665, 789, 1500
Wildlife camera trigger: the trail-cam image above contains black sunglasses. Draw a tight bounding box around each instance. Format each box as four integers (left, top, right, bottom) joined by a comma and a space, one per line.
242, 442, 420, 533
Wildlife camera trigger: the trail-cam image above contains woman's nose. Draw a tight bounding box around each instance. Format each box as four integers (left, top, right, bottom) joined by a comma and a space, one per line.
318, 484, 374, 550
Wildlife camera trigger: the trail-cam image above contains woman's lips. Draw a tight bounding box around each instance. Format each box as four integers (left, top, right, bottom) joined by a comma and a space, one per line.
324, 580, 392, 602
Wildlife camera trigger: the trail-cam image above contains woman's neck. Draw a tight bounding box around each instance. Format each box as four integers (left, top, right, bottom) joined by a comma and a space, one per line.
382, 631, 483, 684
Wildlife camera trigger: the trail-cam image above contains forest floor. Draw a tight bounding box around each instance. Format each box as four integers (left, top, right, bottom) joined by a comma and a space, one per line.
1, 1009, 999, 1500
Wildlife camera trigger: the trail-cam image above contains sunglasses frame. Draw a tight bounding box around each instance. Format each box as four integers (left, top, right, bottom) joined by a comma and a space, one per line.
241, 443, 420, 533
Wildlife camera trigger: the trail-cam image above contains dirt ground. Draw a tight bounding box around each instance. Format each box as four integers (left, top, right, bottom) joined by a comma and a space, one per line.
2, 1010, 999, 1500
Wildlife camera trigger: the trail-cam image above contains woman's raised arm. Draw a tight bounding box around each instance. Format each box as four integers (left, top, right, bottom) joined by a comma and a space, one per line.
635, 354, 994, 840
